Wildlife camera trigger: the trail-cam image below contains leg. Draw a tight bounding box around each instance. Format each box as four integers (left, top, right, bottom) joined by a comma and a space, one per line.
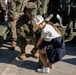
17, 36, 27, 60
39, 48, 48, 67
26, 36, 39, 58
11, 41, 16, 50
8, 20, 17, 50
31, 37, 39, 58
38, 56, 43, 68
18, 45, 26, 60
37, 48, 50, 73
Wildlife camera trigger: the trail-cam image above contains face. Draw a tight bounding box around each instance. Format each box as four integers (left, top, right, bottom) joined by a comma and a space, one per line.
38, 22, 46, 29
26, 12, 34, 20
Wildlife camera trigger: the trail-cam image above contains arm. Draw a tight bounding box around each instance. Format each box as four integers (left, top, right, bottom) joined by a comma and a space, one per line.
36, 37, 44, 48
9, 0, 17, 20
0, 0, 6, 13
9, 0, 23, 20
9, 0, 16, 16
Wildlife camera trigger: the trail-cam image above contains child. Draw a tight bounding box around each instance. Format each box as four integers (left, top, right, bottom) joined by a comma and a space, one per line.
32, 15, 65, 73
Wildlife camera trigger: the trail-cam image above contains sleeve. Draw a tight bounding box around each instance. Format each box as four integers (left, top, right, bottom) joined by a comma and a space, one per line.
9, 0, 25, 17
0, 0, 6, 12
9, 0, 17, 17
41, 29, 48, 38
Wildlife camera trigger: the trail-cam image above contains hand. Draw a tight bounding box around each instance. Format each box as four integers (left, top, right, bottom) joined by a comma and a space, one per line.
12, 16, 17, 20
36, 43, 40, 48
37, 0, 42, 5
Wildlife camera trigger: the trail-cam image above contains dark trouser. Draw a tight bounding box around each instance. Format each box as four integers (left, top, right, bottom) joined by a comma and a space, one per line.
39, 37, 65, 64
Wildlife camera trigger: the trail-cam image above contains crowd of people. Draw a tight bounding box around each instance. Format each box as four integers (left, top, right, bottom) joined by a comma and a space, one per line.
1, 0, 76, 73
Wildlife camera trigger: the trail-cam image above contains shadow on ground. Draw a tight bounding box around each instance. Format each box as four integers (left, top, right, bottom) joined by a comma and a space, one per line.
65, 36, 76, 47
0, 49, 19, 63
0, 41, 38, 71
21, 60, 38, 70
65, 46, 76, 56
62, 58, 76, 65
0, 40, 76, 72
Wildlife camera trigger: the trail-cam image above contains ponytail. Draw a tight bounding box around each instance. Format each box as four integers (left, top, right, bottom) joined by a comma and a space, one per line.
45, 21, 62, 36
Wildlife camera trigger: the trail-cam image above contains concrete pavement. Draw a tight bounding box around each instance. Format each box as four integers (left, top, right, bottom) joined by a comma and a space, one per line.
0, 41, 76, 75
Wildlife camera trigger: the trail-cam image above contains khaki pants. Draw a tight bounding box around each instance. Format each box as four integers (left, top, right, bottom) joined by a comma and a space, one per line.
8, 20, 17, 41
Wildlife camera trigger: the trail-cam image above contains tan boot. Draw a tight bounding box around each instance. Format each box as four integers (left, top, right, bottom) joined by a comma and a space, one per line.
18, 45, 26, 60
33, 52, 39, 59
10, 41, 16, 50
18, 53, 26, 60
11, 41, 16, 47
31, 47, 39, 59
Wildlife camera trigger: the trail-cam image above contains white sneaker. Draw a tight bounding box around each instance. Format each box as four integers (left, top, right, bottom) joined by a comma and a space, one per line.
37, 66, 50, 73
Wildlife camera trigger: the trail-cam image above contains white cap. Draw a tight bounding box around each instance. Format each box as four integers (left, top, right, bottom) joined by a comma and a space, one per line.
32, 15, 44, 25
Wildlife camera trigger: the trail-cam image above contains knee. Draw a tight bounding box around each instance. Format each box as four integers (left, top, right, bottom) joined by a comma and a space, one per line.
39, 49, 46, 55
17, 36, 27, 46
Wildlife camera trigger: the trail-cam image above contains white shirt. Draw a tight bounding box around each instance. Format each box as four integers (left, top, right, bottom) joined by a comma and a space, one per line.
41, 24, 60, 42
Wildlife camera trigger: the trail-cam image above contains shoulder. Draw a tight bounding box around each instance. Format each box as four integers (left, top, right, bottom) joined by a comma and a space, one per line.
45, 24, 53, 29
42, 24, 50, 32
44, 24, 55, 32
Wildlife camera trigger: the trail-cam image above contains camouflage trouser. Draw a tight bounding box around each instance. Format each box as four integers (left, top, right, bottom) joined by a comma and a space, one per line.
16, 24, 33, 54
17, 35, 27, 54
8, 20, 17, 41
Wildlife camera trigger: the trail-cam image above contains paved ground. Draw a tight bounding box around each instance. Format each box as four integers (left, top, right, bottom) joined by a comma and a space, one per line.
0, 41, 76, 75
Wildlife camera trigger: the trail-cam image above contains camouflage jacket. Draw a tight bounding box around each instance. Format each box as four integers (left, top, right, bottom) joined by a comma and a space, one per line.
0, 0, 6, 12
8, 0, 29, 18
16, 14, 33, 37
